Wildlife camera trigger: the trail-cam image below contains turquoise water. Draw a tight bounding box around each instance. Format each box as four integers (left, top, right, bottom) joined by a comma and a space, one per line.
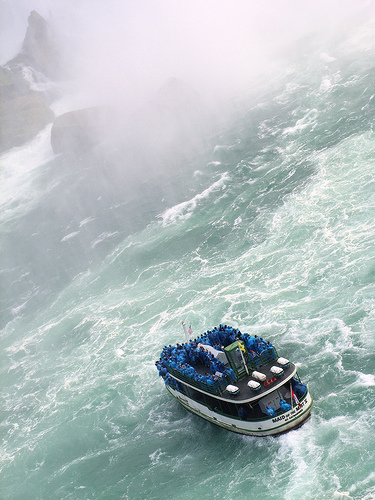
2, 19, 375, 500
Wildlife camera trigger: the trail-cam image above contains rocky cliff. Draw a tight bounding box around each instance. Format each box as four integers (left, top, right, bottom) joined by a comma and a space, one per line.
1, 11, 220, 156
13, 10, 62, 79
50, 107, 111, 155
0, 11, 60, 152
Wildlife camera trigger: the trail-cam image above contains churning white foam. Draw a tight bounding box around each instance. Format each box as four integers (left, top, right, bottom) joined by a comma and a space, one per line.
0, 125, 54, 223
20, 65, 55, 93
61, 231, 80, 242
160, 172, 229, 226
91, 231, 119, 249
282, 108, 319, 136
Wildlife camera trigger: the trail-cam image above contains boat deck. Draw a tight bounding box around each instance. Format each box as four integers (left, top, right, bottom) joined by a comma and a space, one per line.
194, 360, 296, 403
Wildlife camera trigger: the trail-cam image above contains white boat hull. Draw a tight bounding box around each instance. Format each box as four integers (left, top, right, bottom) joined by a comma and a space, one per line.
166, 385, 313, 436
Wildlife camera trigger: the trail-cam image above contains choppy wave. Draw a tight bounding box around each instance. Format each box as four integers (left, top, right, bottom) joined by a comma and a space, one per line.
159, 172, 229, 226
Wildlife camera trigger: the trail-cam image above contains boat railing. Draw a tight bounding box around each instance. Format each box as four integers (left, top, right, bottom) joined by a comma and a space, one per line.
245, 347, 279, 371
168, 366, 227, 395
167, 347, 279, 391
259, 347, 279, 366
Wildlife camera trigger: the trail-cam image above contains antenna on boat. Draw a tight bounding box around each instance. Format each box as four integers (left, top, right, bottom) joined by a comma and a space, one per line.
181, 321, 189, 343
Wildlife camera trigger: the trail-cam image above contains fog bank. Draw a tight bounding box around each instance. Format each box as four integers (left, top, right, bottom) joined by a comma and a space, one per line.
1, 0, 373, 108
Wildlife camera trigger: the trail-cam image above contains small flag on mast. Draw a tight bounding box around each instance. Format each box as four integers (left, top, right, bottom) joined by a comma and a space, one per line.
188, 325, 193, 335
291, 387, 302, 407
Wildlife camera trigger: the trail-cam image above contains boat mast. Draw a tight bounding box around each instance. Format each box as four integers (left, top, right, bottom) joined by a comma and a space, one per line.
181, 321, 189, 343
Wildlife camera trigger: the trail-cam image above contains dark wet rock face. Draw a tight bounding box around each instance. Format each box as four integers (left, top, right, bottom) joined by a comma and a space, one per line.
0, 11, 60, 152
50, 107, 111, 155
19, 10, 61, 79
0, 66, 54, 152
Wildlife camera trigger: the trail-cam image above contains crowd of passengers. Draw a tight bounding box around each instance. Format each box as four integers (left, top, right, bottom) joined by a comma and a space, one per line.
156, 342, 236, 389
155, 324, 275, 390
198, 324, 276, 358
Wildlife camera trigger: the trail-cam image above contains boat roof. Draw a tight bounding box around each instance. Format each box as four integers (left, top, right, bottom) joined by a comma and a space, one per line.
170, 360, 297, 404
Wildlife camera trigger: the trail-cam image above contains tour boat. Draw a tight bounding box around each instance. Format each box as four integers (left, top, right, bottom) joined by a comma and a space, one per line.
155, 323, 312, 436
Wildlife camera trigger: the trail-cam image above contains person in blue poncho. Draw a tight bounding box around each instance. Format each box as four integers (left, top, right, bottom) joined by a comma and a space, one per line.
266, 406, 277, 417
238, 406, 247, 420
280, 399, 292, 412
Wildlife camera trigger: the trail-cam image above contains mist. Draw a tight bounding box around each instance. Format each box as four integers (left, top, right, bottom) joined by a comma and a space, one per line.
1, 0, 373, 110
